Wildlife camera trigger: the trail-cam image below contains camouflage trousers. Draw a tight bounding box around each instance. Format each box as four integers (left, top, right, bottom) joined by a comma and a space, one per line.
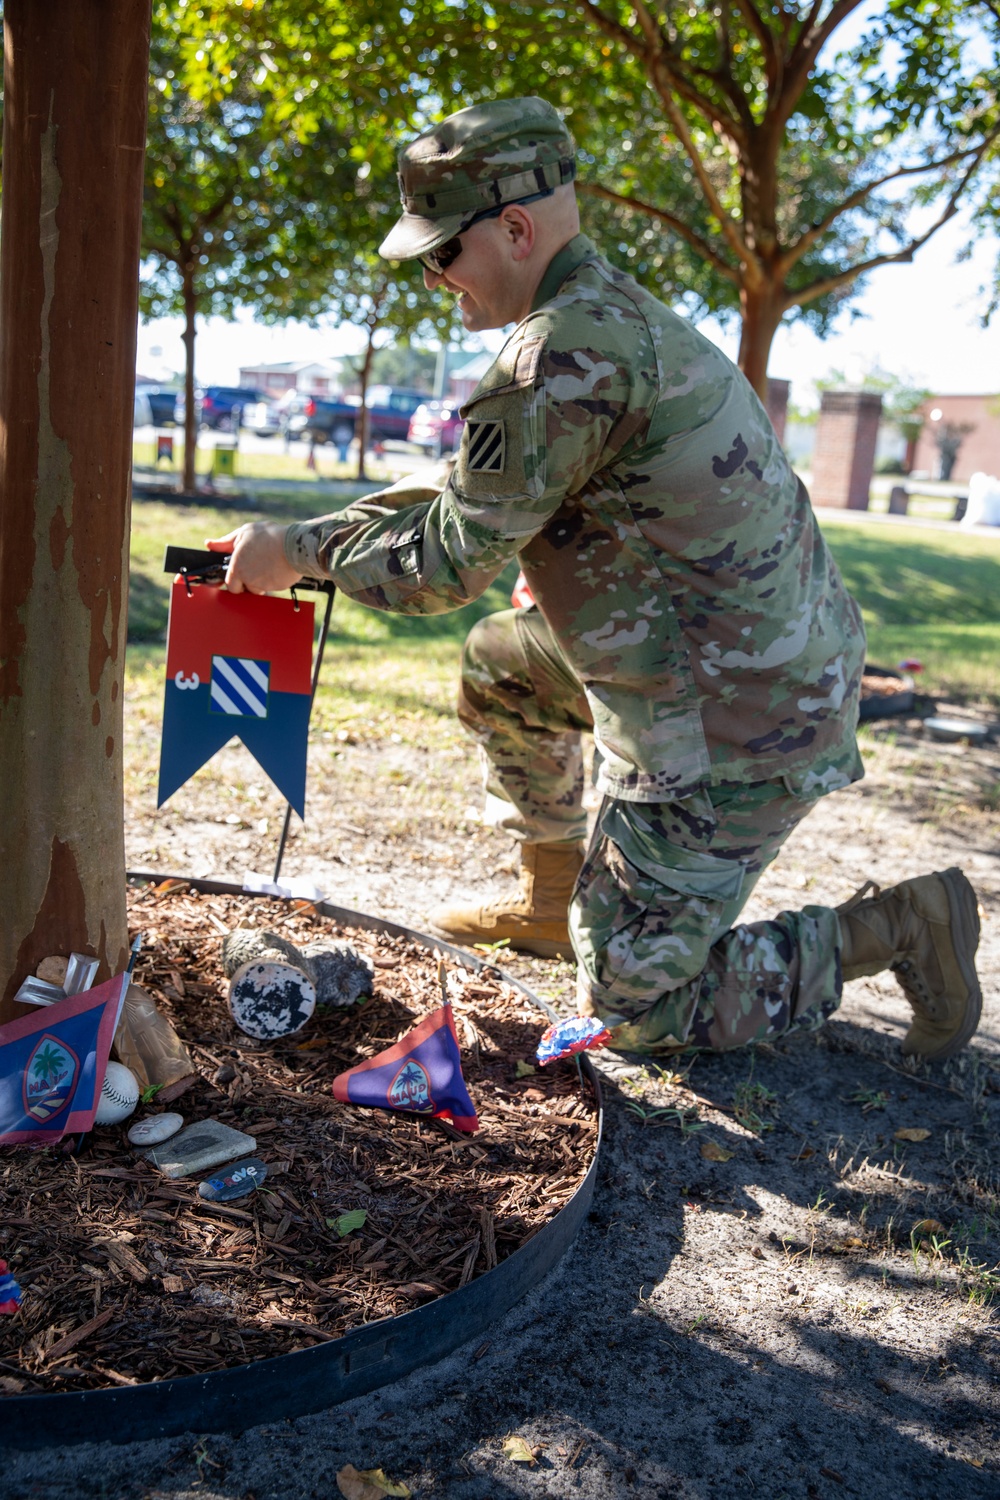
458, 607, 844, 1054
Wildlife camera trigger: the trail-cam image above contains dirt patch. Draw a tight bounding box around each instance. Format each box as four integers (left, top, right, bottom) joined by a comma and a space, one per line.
0, 888, 597, 1395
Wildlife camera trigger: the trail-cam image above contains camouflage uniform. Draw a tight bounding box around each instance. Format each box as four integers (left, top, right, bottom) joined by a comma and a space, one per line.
284, 105, 866, 1055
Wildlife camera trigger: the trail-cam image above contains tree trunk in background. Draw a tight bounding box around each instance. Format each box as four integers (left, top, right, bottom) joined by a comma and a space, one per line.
737, 284, 786, 403
181, 271, 198, 492
0, 0, 152, 1022
355, 325, 377, 483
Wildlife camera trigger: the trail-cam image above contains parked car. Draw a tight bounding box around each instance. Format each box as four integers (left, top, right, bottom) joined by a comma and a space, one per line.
173, 385, 263, 431
242, 393, 295, 438
407, 399, 465, 456
133, 388, 153, 427
134, 383, 180, 427
286, 386, 429, 447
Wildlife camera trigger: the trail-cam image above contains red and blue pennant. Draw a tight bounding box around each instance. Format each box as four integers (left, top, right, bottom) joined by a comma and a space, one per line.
332, 1003, 479, 1133
0, 973, 128, 1143
0, 1261, 22, 1314
158, 580, 315, 815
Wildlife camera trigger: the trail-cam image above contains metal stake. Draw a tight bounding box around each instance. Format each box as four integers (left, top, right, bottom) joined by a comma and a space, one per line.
273, 582, 336, 885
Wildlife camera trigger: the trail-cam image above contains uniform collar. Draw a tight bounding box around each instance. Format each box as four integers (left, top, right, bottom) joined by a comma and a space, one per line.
530, 234, 598, 312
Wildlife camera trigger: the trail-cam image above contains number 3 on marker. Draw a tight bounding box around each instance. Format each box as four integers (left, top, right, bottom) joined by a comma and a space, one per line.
174, 671, 200, 690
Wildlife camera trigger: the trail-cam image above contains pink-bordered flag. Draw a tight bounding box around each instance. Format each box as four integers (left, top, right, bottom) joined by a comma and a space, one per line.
332, 1003, 478, 1133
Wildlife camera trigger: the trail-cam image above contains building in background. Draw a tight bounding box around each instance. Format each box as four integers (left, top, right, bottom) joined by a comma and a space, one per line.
909, 394, 1000, 483
237, 359, 342, 397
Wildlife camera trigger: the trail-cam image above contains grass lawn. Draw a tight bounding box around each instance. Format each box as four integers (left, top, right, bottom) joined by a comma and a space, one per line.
818, 513, 1000, 708
127, 495, 1000, 740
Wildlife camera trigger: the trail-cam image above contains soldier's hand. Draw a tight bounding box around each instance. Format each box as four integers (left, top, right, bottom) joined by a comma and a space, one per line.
205, 522, 301, 595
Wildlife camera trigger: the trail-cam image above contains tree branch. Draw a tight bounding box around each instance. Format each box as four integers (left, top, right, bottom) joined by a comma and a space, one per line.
648, 61, 758, 276
578, 0, 746, 141
778, 134, 999, 276
788, 140, 991, 310
730, 0, 776, 70
777, 0, 867, 132
581, 180, 742, 283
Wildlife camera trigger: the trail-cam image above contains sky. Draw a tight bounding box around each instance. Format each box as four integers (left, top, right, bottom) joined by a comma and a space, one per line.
136, 208, 1000, 408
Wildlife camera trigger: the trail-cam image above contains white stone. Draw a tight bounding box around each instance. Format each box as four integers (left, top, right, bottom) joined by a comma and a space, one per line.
127, 1111, 184, 1146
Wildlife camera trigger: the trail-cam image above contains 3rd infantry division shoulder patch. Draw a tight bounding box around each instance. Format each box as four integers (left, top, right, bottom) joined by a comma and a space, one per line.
466, 419, 505, 473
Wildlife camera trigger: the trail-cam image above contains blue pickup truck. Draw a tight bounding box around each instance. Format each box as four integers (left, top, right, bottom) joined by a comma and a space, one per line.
285, 385, 428, 447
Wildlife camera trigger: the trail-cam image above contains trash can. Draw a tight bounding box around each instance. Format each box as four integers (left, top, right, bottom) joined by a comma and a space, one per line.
211, 440, 237, 479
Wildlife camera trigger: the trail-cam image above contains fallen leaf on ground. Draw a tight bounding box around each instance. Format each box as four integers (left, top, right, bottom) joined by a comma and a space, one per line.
700, 1140, 734, 1162
336, 1464, 411, 1499
912, 1219, 947, 1236
515, 1060, 536, 1077
894, 1128, 931, 1142
503, 1436, 538, 1466
328, 1209, 368, 1237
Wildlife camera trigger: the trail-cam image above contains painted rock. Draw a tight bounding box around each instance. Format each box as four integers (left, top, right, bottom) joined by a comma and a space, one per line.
127, 1111, 184, 1147
228, 959, 316, 1040
141, 1119, 257, 1180
197, 1157, 267, 1202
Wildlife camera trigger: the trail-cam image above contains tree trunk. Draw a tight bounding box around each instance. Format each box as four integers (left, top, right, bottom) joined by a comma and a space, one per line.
355, 323, 377, 483
737, 283, 787, 403
0, 0, 152, 1022
181, 269, 198, 492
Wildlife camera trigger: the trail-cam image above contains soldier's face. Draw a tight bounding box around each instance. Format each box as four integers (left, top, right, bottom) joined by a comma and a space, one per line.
422, 216, 525, 331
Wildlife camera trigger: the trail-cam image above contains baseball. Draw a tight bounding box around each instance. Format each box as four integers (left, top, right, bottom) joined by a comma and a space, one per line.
94, 1061, 141, 1125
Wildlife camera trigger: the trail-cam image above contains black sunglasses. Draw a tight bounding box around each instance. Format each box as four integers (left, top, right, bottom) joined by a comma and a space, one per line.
419, 188, 555, 276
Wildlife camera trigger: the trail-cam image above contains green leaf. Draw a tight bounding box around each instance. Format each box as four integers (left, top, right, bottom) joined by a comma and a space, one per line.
328, 1209, 368, 1237
515, 1060, 536, 1078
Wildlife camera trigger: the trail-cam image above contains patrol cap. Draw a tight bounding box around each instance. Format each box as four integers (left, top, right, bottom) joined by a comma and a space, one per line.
379, 96, 576, 261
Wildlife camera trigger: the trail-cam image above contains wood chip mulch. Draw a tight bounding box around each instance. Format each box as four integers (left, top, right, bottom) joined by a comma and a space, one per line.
0, 882, 598, 1396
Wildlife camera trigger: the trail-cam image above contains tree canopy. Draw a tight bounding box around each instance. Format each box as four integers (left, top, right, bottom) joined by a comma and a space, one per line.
154, 1, 1000, 398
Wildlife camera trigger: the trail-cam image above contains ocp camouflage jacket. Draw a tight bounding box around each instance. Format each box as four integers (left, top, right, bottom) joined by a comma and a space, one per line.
285, 234, 865, 803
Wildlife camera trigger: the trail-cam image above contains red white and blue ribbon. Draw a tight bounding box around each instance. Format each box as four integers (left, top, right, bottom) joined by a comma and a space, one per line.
536, 1015, 613, 1066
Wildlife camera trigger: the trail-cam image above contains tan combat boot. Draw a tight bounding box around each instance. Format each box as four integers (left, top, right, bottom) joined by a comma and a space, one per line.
430, 840, 584, 960
837, 867, 982, 1059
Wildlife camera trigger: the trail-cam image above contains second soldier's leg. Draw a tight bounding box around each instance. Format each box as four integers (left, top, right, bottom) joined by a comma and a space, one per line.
573, 780, 843, 1052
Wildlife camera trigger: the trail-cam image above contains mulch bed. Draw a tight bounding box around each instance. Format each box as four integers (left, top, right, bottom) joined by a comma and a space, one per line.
0, 882, 598, 1396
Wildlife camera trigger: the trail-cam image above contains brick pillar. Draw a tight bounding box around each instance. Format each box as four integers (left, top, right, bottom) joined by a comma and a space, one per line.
766, 377, 790, 445
810, 390, 882, 509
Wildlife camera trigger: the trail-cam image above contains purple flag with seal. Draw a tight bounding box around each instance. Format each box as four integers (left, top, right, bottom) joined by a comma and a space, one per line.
0, 973, 128, 1143
332, 1003, 478, 1133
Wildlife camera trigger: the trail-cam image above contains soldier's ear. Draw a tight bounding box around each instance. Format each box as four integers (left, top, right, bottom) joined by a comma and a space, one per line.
501, 204, 535, 262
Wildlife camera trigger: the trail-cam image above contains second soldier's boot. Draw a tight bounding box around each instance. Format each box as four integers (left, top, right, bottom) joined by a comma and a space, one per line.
836, 867, 982, 1059
430, 840, 584, 960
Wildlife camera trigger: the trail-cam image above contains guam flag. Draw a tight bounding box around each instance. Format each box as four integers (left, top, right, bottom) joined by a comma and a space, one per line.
0, 973, 128, 1143
158, 580, 315, 815
332, 1003, 479, 1133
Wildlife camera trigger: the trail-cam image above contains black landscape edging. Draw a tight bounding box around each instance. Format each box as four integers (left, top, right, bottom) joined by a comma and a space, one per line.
0, 877, 602, 1450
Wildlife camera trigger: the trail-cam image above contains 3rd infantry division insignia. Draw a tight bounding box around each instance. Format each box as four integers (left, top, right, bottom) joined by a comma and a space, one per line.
466, 420, 505, 472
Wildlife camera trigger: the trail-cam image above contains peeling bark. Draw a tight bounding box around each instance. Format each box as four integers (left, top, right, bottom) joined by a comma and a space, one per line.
0, 0, 153, 1021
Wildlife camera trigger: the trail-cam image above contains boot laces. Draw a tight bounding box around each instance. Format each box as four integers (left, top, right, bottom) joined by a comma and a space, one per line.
892, 955, 938, 1017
